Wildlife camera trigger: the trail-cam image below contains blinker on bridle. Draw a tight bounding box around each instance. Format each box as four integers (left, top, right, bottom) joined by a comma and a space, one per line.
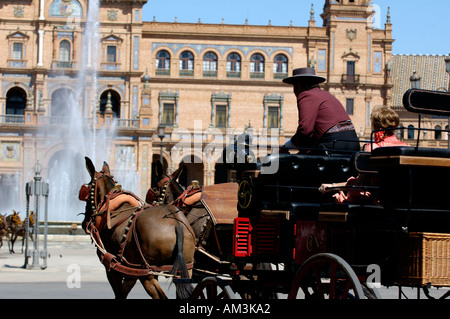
78, 172, 116, 216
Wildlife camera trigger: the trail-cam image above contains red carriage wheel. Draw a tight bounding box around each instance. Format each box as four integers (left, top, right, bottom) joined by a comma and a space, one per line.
190, 277, 235, 299
288, 253, 365, 299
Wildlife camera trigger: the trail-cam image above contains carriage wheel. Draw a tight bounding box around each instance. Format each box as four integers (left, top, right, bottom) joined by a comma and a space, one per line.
288, 253, 365, 299
190, 277, 235, 299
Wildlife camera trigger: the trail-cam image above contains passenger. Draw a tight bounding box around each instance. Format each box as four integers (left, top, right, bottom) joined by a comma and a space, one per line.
319, 106, 410, 204
363, 105, 410, 151
318, 174, 378, 204
281, 67, 360, 152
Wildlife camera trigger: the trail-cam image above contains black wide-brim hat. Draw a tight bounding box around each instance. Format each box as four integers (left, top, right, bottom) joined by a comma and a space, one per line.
282, 67, 326, 85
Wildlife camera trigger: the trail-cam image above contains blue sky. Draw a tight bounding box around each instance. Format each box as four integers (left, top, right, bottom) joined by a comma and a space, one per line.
141, 0, 450, 55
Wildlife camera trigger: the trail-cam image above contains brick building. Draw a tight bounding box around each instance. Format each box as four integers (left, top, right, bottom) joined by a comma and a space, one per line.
0, 0, 395, 220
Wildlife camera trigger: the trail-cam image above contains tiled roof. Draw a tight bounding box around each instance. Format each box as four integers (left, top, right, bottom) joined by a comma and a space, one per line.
391, 55, 449, 107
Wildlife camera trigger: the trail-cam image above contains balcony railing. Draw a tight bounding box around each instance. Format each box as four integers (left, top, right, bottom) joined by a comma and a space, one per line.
156, 68, 170, 76
274, 72, 288, 80
179, 69, 194, 77
226, 71, 241, 78
101, 62, 121, 71
7, 59, 27, 68
341, 74, 360, 84
0, 114, 25, 123
52, 60, 77, 69
250, 72, 265, 79
0, 115, 140, 129
115, 119, 139, 127
203, 70, 217, 78
45, 116, 139, 127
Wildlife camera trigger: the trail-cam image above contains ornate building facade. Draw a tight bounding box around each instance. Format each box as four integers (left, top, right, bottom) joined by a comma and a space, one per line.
0, 0, 395, 220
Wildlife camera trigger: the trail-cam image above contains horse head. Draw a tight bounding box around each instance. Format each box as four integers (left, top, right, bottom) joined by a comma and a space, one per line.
79, 156, 116, 232
11, 211, 21, 226
146, 161, 185, 205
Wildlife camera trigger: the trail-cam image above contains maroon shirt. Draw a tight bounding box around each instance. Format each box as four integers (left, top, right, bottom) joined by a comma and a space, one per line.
291, 87, 351, 147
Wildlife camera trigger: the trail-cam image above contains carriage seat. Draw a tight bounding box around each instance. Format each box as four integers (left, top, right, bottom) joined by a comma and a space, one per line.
370, 146, 450, 210
371, 146, 450, 167
259, 152, 354, 185
249, 152, 356, 216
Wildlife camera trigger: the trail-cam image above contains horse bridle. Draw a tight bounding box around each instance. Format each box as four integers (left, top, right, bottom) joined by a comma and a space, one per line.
147, 174, 173, 205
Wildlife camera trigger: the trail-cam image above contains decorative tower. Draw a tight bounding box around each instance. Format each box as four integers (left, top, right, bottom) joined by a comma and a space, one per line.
319, 0, 393, 138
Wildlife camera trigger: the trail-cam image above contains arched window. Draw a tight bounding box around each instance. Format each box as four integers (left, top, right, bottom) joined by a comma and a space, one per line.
156, 50, 170, 75
59, 40, 70, 61
179, 51, 194, 76
407, 125, 415, 140
273, 54, 288, 78
250, 53, 265, 78
203, 51, 217, 77
226, 53, 241, 78
435, 125, 442, 140
6, 87, 27, 120
58, 40, 71, 68
100, 90, 121, 118
51, 88, 74, 117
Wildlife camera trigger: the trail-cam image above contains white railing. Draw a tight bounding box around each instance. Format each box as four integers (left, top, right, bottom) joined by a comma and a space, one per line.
0, 114, 25, 123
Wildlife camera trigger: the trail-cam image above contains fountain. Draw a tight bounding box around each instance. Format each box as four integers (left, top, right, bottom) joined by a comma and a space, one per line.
41, 0, 139, 222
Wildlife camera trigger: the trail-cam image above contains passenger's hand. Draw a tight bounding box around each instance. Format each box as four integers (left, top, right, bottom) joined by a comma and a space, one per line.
318, 184, 333, 193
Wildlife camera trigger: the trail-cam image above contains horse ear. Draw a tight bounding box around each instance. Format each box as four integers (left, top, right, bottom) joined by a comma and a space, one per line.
172, 163, 185, 181
85, 157, 96, 178
102, 161, 111, 175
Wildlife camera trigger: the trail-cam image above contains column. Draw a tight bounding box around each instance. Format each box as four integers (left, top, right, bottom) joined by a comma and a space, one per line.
38, 30, 44, 67
39, 0, 45, 20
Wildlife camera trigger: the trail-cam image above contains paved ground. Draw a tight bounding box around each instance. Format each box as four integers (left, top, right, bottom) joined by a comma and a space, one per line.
0, 235, 175, 299
1, 235, 449, 300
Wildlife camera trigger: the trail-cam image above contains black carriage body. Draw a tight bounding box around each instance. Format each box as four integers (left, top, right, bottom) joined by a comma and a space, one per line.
233, 151, 357, 268
225, 89, 450, 292
233, 147, 450, 287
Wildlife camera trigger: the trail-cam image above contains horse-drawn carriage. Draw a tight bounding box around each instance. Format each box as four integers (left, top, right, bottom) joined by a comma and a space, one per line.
182, 88, 450, 299
79, 88, 450, 299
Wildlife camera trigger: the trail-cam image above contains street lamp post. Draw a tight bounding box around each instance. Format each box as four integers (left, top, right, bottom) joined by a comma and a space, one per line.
25, 161, 49, 269
158, 124, 166, 168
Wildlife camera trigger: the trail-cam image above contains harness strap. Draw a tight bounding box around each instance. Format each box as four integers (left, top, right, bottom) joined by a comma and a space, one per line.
86, 202, 193, 278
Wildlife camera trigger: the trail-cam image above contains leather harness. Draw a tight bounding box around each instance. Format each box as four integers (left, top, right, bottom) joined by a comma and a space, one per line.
81, 172, 193, 278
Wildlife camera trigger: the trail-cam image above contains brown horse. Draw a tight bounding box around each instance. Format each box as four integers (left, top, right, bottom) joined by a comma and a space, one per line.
10, 211, 34, 254
147, 163, 208, 240
80, 157, 195, 299
5, 211, 34, 254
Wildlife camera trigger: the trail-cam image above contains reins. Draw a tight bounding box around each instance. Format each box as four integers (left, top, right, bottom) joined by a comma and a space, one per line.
82, 172, 193, 278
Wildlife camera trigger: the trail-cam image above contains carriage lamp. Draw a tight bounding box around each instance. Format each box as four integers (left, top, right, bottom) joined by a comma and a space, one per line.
158, 124, 166, 166
410, 71, 421, 89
